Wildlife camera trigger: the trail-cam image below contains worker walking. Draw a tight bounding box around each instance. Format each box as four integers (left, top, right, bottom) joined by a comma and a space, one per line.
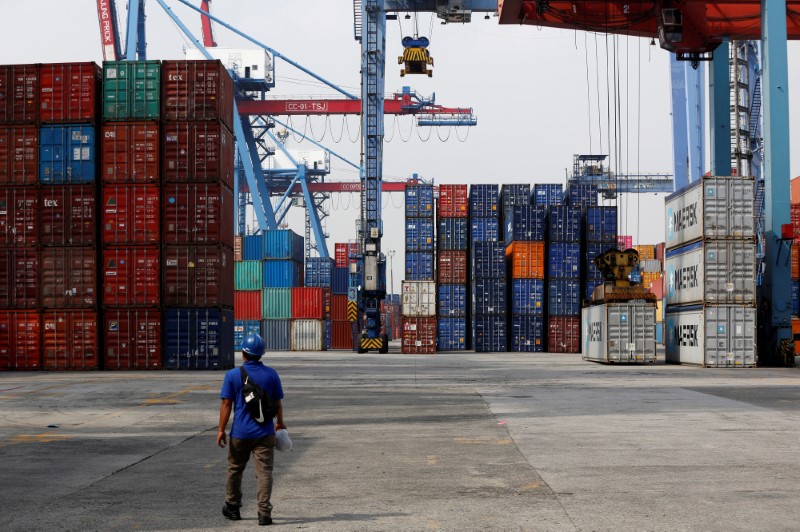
217, 333, 285, 526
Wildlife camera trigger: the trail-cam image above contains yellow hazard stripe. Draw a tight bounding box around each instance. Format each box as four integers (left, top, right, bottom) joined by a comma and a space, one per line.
361, 338, 382, 349
347, 302, 358, 321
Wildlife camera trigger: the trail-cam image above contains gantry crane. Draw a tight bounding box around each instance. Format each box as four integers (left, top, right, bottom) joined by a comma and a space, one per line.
570, 154, 674, 199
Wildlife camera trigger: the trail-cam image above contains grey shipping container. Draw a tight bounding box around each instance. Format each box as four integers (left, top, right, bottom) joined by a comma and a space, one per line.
582, 302, 657, 363
262, 319, 291, 351
291, 319, 326, 351
665, 305, 756, 367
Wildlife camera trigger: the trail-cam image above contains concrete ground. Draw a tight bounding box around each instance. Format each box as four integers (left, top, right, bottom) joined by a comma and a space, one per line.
1, 345, 799, 531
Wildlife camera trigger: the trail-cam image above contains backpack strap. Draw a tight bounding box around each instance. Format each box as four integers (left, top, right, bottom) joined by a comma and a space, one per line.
239, 365, 249, 385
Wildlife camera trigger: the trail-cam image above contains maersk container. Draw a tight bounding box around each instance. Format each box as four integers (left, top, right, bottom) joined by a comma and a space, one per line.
548, 242, 581, 278
162, 121, 235, 189
0, 186, 38, 246
472, 277, 506, 316
39, 124, 96, 183
234, 320, 261, 351
405, 184, 434, 218
585, 206, 618, 242
42, 310, 98, 370
0, 64, 39, 124
39, 63, 101, 123
291, 319, 326, 351
163, 307, 234, 369
402, 281, 436, 317
262, 288, 292, 319
305, 257, 334, 288
100, 122, 160, 184
469, 184, 498, 218
438, 251, 467, 284
0, 310, 40, 370
101, 184, 160, 245
0, 248, 38, 309
473, 316, 507, 352
547, 279, 581, 316
161, 60, 234, 130
510, 315, 545, 352
511, 279, 544, 316
565, 183, 597, 207
263, 229, 304, 262
471, 241, 505, 278
102, 61, 161, 120
438, 185, 469, 218
438, 284, 467, 318
665, 176, 755, 249
499, 184, 531, 216
665, 305, 756, 367
405, 217, 435, 251
41, 184, 97, 246
665, 240, 756, 306
262, 319, 291, 351
532, 183, 563, 207
0, 126, 38, 184
470, 217, 499, 242
405, 252, 435, 281
234, 261, 263, 291
41, 247, 97, 309
162, 183, 234, 247
505, 205, 547, 244
438, 217, 468, 251
102, 246, 160, 306
437, 317, 466, 351
332, 267, 348, 295
582, 302, 657, 363
262, 260, 302, 289
103, 308, 162, 370
548, 206, 582, 242
162, 245, 234, 307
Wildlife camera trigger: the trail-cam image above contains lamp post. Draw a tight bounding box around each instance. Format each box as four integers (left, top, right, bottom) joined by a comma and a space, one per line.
387, 250, 395, 298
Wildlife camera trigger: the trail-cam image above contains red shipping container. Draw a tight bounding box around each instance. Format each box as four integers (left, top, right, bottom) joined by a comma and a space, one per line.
234, 290, 262, 320
334, 243, 347, 268
438, 250, 468, 284
0, 65, 39, 124
102, 247, 160, 306
161, 60, 234, 131
39, 62, 101, 123
42, 310, 98, 370
162, 121, 234, 189
0, 126, 38, 185
40, 184, 97, 246
0, 311, 40, 370
162, 245, 234, 307
0, 248, 38, 309
331, 294, 348, 321
547, 316, 581, 353
437, 185, 468, 218
291, 287, 326, 319
0, 186, 38, 246
102, 184, 160, 244
330, 321, 356, 350
41, 247, 97, 309
103, 308, 162, 370
162, 183, 234, 247
402, 317, 437, 354
101, 122, 160, 183
617, 235, 633, 250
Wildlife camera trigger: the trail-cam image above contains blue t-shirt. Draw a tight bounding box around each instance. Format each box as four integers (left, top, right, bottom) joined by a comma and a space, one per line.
220, 360, 284, 439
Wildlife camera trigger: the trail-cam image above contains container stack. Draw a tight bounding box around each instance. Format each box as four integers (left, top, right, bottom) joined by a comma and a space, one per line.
436, 185, 468, 351
499, 184, 531, 240
161, 60, 235, 369
792, 205, 800, 317
101, 60, 162, 370
234, 233, 265, 351
664, 176, 757, 367
381, 294, 402, 341
470, 184, 506, 352
532, 183, 563, 208
295, 257, 333, 351
403, 183, 436, 354
329, 242, 356, 350
584, 206, 618, 301
547, 205, 582, 353
260, 229, 304, 352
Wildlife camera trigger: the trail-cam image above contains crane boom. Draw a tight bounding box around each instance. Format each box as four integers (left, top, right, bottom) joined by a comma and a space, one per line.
96, 0, 121, 61
200, 0, 217, 47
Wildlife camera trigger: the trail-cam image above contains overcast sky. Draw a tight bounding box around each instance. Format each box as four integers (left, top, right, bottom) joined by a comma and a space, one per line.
4, 1, 799, 293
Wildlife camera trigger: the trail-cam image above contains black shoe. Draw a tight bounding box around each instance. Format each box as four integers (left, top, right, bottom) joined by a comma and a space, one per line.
222, 504, 241, 521
258, 515, 273, 526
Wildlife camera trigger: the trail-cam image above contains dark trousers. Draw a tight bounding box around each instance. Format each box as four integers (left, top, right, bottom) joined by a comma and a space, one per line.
226, 435, 276, 517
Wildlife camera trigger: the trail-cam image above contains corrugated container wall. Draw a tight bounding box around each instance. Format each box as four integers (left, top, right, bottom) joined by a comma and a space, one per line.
39, 63, 101, 123
532, 183, 563, 207
469, 184, 498, 218
438, 284, 467, 318
582, 302, 657, 363
405, 184, 434, 217
162, 245, 234, 307
102, 61, 161, 120
102, 185, 160, 244
665, 305, 756, 367
102, 247, 160, 306
39, 124, 97, 184
585, 206, 618, 242
0, 249, 38, 308
103, 309, 162, 370
291, 319, 326, 351
510, 315, 545, 352
161, 60, 234, 131
40, 247, 97, 308
0, 65, 39, 124
161, 183, 234, 247
41, 184, 97, 246
473, 316, 507, 352
0, 126, 38, 184
549, 206, 582, 242
505, 205, 547, 245
234, 291, 262, 320
437, 185, 468, 217
305, 257, 334, 288
163, 307, 234, 369
262, 319, 291, 351
402, 317, 437, 354
0, 311, 40, 369
42, 310, 99, 370
402, 281, 436, 317
565, 183, 598, 207
438, 318, 467, 351
101, 122, 160, 183
234, 261, 263, 290
262, 288, 292, 319
548, 316, 580, 353
0, 186, 38, 246
263, 229, 304, 262
162, 121, 235, 189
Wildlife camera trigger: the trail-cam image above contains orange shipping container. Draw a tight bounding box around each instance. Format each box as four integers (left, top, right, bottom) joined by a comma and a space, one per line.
506, 241, 545, 279
791, 177, 800, 204
234, 235, 242, 262
793, 245, 799, 279
634, 245, 655, 260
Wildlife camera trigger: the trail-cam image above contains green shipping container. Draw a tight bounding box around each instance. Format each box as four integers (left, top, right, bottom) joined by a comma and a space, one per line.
235, 261, 263, 290
262, 288, 292, 319
103, 61, 161, 120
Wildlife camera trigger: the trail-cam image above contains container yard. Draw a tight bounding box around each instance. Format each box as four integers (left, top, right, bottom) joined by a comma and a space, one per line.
2, 1, 800, 530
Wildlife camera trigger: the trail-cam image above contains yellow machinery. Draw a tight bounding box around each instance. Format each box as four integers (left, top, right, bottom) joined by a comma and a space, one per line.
590, 248, 658, 304
398, 36, 433, 77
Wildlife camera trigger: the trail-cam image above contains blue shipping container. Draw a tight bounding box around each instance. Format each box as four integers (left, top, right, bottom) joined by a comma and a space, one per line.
471, 242, 505, 278
473, 316, 507, 352
469, 184, 499, 218
548, 242, 581, 278
472, 277, 507, 316
405, 184, 434, 218
263, 260, 302, 288
405, 217, 435, 251
510, 315, 545, 352
332, 267, 349, 295
305, 257, 334, 288
263, 230, 304, 262
794, 280, 799, 315
505, 205, 547, 244
500, 184, 531, 216
585, 206, 618, 243
532, 183, 563, 207
39, 124, 97, 183
585, 242, 617, 279
164, 308, 234, 369
405, 252, 435, 281
438, 284, 467, 318
655, 322, 663, 344
566, 183, 598, 207
438, 218, 469, 251
234, 320, 261, 350
242, 234, 264, 261
548, 206, 582, 242
547, 279, 582, 316
586, 276, 604, 300
470, 217, 499, 242
262, 319, 291, 351
438, 318, 467, 351
511, 279, 545, 316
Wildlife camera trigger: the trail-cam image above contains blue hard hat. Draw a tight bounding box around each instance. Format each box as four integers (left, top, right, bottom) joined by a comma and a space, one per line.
241, 333, 265, 357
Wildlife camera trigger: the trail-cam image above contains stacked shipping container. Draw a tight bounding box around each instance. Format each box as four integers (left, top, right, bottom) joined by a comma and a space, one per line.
470, 185, 505, 351
547, 205, 582, 353
436, 185, 468, 351
259, 230, 304, 352
330, 242, 357, 350
584, 206, 618, 301
403, 183, 436, 353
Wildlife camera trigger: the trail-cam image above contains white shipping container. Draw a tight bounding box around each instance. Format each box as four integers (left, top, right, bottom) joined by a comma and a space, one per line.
665, 305, 756, 367
665, 240, 756, 306
401, 281, 437, 317
640, 259, 662, 273
290, 319, 326, 351
665, 176, 755, 250
582, 302, 657, 363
